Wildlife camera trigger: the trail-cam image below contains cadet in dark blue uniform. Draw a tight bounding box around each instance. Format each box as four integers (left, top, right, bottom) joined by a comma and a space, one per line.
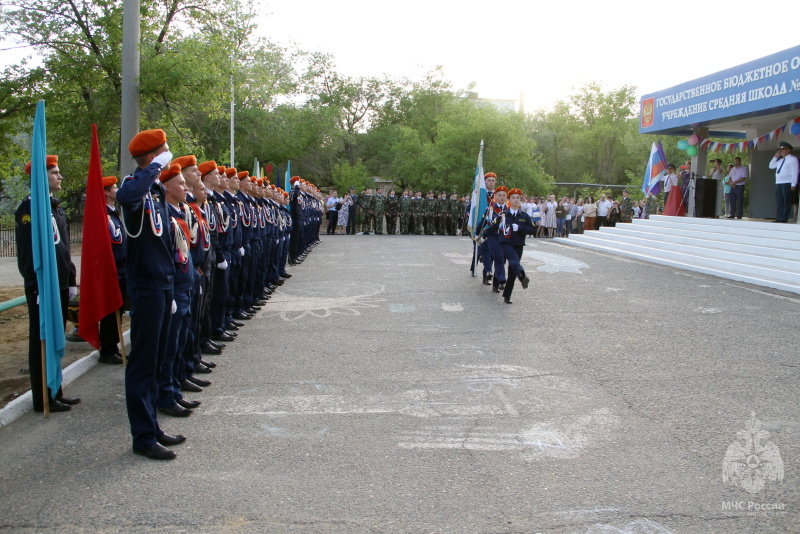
98, 175, 126, 365
116, 129, 185, 460
15, 155, 80, 412
495, 188, 534, 304
481, 185, 508, 293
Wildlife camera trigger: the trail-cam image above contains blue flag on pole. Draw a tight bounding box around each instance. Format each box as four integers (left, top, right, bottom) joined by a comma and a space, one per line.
467, 140, 487, 239
642, 141, 667, 196
284, 160, 291, 191
30, 101, 65, 399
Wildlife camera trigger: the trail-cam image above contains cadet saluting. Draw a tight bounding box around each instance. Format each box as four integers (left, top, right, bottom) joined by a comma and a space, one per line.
116, 129, 185, 460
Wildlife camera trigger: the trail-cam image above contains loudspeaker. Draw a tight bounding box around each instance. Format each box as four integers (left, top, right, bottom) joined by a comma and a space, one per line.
695, 179, 717, 218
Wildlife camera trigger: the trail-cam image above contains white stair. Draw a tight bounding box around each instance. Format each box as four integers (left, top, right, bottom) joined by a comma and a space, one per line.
555, 216, 800, 294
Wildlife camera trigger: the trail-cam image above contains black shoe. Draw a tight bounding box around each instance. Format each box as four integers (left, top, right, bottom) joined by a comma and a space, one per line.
274, 279, 284, 286
194, 363, 212, 374
158, 404, 192, 417
177, 398, 201, 409
232, 311, 252, 321
134, 443, 176, 460
280, 273, 292, 279
255, 300, 268, 306
200, 359, 216, 368
498, 282, 505, 290
98, 353, 124, 365
231, 320, 245, 327
483, 274, 492, 286
56, 395, 81, 406
246, 306, 260, 313
224, 331, 238, 338
201, 342, 222, 355
263, 287, 273, 294
208, 340, 225, 349
504, 297, 513, 304
188, 376, 211, 387
225, 324, 240, 331
519, 275, 530, 289
34, 400, 71, 413
181, 380, 203, 393
492, 286, 500, 293
157, 433, 187, 446
212, 333, 235, 342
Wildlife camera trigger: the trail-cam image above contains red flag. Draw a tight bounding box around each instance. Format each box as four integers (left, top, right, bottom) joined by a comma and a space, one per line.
663, 187, 685, 217
78, 124, 123, 349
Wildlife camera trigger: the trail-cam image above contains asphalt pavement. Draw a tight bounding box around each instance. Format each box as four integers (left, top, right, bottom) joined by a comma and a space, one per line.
0, 234, 797, 533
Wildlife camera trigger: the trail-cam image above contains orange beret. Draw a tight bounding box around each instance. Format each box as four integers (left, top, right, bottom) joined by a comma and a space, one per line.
237, 171, 249, 180
217, 166, 226, 174
159, 163, 182, 182
484, 172, 497, 179
198, 160, 217, 177
128, 129, 166, 157
224, 168, 237, 178
102, 176, 118, 188
289, 175, 301, 184
256, 178, 264, 186
270, 184, 277, 190
249, 176, 257, 183
282, 191, 289, 197
508, 188, 523, 197
172, 155, 197, 169
495, 186, 508, 193
25, 155, 59, 175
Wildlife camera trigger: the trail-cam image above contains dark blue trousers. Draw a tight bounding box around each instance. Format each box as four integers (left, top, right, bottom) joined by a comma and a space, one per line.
500, 243, 525, 300
158, 289, 191, 408
210, 260, 229, 334
125, 287, 172, 450
775, 183, 792, 222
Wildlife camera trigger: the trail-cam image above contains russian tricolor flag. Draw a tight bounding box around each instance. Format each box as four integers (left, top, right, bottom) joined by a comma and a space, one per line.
642, 141, 667, 196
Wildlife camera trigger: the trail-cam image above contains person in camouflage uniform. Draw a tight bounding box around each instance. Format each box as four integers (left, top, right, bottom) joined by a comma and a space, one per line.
360, 187, 375, 234
448, 193, 461, 236
373, 186, 386, 234
436, 193, 448, 235
423, 191, 436, 235
399, 189, 412, 234
411, 190, 424, 234
644, 192, 659, 218
619, 189, 634, 223
385, 188, 399, 234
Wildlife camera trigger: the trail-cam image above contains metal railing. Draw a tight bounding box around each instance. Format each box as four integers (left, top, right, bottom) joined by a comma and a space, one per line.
0, 217, 83, 258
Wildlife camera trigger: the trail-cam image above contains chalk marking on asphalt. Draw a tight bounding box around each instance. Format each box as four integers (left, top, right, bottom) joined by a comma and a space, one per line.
495, 387, 518, 416
695, 307, 724, 314
389, 303, 417, 313
440, 303, 463, 312
522, 250, 588, 273
553, 507, 624, 516
260, 282, 385, 321
575, 519, 675, 533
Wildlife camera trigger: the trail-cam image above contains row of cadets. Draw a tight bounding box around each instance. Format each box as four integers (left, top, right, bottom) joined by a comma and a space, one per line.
481, 185, 508, 293
289, 177, 322, 265
482, 188, 534, 304
116, 129, 185, 460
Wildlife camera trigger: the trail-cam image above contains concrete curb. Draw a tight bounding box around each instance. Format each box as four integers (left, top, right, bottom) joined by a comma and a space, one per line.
0, 329, 130, 428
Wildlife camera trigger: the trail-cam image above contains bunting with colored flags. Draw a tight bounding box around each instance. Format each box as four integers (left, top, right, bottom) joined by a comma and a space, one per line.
642, 141, 667, 196
78, 124, 123, 349
285, 160, 291, 191
467, 140, 487, 240
30, 100, 65, 399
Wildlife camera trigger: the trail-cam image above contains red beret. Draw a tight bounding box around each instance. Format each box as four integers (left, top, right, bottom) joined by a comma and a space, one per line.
484, 172, 497, 179
495, 186, 508, 193
289, 175, 301, 184
198, 160, 217, 177
102, 176, 118, 188
159, 163, 182, 183
217, 165, 226, 174
224, 168, 237, 178
282, 191, 289, 197
237, 171, 249, 180
256, 178, 264, 186
172, 155, 197, 169
508, 188, 523, 197
25, 155, 59, 175
128, 129, 167, 157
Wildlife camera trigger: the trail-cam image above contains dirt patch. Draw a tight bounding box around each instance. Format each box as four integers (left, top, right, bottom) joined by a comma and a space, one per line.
0, 286, 128, 409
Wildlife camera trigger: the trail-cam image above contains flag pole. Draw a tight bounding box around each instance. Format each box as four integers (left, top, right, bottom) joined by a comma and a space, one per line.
40, 340, 49, 417
115, 310, 127, 365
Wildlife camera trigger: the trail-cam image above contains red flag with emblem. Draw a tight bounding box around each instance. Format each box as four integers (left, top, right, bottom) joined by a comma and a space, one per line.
78, 124, 123, 349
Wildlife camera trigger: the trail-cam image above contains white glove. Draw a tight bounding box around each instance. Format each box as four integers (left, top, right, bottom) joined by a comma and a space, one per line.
238, 247, 245, 257
171, 300, 177, 314
69, 286, 78, 299
199, 286, 203, 295
152, 150, 173, 168
216, 259, 228, 270
512, 224, 519, 231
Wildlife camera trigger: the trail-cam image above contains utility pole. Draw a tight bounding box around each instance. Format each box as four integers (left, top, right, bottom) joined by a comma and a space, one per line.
119, 0, 140, 177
